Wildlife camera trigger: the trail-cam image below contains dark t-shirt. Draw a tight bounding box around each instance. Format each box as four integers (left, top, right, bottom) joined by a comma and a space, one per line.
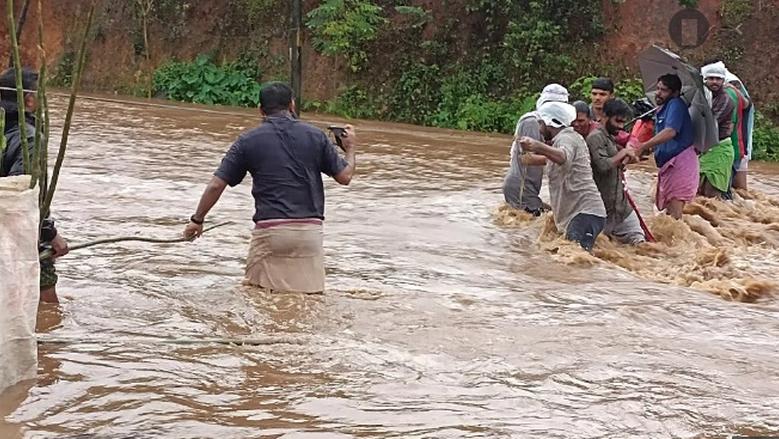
214, 115, 348, 222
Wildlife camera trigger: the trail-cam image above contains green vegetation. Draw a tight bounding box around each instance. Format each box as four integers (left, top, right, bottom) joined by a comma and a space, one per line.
304, 72, 646, 135
299, 0, 619, 133
138, 0, 777, 162
753, 113, 779, 161
50, 51, 76, 87
306, 0, 388, 72
153, 55, 261, 106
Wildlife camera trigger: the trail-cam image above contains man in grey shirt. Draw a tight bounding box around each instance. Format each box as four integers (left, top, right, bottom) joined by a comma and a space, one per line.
502, 84, 568, 215
518, 101, 607, 252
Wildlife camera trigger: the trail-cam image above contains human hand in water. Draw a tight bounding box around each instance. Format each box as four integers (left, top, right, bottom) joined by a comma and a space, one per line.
51, 234, 69, 258
183, 221, 204, 240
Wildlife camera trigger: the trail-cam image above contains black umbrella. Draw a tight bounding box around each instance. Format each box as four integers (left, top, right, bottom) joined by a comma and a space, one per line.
638, 45, 718, 152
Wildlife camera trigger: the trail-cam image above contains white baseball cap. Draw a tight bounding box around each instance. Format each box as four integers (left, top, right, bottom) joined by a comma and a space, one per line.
537, 101, 577, 129
535, 83, 569, 110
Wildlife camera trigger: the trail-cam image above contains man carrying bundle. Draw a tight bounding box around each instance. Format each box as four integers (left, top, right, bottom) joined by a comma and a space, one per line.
0, 68, 69, 303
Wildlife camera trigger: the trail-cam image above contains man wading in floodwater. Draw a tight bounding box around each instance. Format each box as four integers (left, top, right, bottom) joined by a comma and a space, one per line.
502, 83, 568, 215
636, 74, 697, 220
183, 82, 357, 293
518, 101, 607, 252
585, 99, 645, 244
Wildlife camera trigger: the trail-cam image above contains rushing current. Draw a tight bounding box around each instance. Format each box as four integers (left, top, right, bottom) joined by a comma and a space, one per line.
1, 94, 778, 438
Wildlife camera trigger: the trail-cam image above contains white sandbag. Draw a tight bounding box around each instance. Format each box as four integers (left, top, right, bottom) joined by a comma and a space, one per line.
0, 175, 39, 394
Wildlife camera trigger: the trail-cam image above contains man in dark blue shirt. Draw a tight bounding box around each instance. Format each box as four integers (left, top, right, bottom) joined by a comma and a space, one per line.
637, 74, 698, 219
183, 82, 356, 293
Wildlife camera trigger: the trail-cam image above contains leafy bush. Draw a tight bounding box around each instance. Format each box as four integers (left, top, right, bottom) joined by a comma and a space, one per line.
433, 62, 507, 128
616, 78, 647, 104
326, 85, 380, 120
309, 60, 538, 134
752, 112, 779, 161
501, 1, 603, 89
387, 63, 442, 125
153, 55, 261, 107
50, 51, 76, 87
452, 94, 536, 133
306, 0, 387, 72
569, 76, 597, 101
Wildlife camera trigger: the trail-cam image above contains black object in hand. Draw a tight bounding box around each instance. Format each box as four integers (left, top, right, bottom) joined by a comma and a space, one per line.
328, 125, 347, 149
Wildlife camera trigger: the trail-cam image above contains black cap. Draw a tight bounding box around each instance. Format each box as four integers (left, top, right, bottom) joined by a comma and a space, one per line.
591, 77, 614, 93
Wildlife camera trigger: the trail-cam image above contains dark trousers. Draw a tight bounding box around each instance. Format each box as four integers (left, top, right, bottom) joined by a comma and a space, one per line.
565, 213, 606, 253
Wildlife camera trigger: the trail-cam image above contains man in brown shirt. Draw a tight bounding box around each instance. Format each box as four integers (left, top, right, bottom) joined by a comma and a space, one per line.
585, 99, 645, 245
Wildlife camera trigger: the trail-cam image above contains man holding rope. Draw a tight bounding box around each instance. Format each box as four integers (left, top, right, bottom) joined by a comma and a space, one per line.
585, 98, 646, 245
502, 83, 568, 215
518, 101, 607, 252
183, 82, 357, 294
636, 74, 697, 220
1, 68, 69, 303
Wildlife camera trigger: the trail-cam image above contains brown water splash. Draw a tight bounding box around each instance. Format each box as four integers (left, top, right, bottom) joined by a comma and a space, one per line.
494, 190, 779, 302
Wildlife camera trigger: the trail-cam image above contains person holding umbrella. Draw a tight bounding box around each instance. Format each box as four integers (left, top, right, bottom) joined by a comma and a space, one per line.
635, 74, 698, 220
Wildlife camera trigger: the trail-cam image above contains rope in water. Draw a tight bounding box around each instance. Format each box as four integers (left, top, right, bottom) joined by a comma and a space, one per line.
39, 221, 233, 260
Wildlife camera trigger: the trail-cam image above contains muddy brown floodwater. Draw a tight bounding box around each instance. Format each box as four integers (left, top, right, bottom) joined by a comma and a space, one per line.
2, 94, 779, 438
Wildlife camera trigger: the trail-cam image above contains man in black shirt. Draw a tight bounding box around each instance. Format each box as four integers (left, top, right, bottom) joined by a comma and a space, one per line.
183, 82, 356, 293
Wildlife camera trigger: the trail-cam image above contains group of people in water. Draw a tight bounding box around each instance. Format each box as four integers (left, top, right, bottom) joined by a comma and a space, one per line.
502, 62, 753, 252
0, 59, 755, 299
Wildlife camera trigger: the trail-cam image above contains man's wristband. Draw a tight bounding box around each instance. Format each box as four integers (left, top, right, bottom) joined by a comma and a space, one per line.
190, 214, 204, 225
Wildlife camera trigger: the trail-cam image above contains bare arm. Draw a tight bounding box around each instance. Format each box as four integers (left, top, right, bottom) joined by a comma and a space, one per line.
184, 176, 228, 238
193, 176, 228, 221
520, 153, 548, 166
638, 127, 676, 155
333, 124, 357, 185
